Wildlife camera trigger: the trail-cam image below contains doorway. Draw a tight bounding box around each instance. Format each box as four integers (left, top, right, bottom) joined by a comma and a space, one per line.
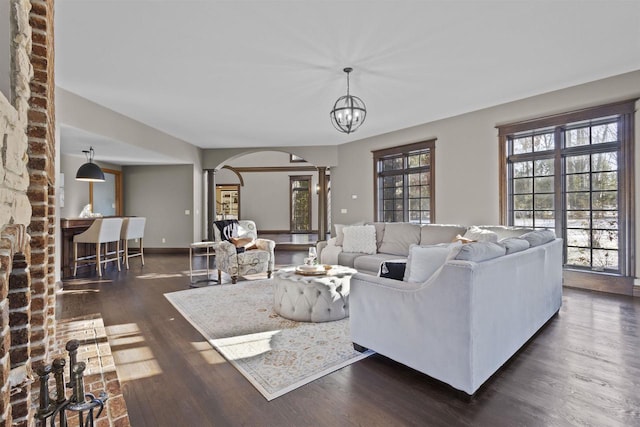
216, 184, 240, 220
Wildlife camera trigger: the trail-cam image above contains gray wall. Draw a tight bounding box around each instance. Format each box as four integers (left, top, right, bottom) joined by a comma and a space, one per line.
123, 164, 195, 248
332, 70, 640, 226
218, 151, 321, 231
330, 70, 640, 274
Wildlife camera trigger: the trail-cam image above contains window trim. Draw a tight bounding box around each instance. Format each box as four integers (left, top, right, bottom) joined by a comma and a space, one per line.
372, 139, 436, 223
497, 98, 636, 278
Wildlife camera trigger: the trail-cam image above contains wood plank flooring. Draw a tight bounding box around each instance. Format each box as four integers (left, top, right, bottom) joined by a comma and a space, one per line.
57, 253, 640, 427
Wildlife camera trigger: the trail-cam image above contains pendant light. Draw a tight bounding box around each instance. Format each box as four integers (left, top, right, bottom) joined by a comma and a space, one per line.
329, 67, 367, 134
75, 146, 105, 182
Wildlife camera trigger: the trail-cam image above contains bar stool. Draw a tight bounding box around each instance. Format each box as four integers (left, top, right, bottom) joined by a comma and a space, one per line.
73, 218, 124, 277
189, 241, 217, 286
120, 217, 146, 269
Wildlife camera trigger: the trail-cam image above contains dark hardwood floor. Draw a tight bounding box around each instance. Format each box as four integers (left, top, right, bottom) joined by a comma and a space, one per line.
57, 253, 640, 427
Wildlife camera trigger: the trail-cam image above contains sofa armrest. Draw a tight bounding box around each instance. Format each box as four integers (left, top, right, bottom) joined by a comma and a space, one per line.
214, 240, 237, 257
254, 238, 276, 271
350, 272, 422, 291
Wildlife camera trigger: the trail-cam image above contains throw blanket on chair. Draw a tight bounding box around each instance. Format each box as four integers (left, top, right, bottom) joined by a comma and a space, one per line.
214, 220, 238, 241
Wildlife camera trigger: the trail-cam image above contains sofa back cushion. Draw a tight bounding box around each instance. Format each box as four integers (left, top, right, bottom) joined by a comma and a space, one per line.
378, 222, 421, 256
520, 229, 556, 247
476, 225, 533, 240
498, 237, 530, 254
420, 224, 467, 245
453, 241, 506, 262
366, 222, 386, 248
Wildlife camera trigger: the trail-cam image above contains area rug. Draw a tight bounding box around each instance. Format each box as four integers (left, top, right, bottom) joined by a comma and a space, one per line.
164, 279, 373, 400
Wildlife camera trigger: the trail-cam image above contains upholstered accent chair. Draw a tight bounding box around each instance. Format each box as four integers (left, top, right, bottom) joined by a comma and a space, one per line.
214, 220, 275, 284
73, 217, 123, 277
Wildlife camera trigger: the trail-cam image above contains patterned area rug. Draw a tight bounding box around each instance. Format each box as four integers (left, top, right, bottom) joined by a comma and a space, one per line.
164, 279, 373, 400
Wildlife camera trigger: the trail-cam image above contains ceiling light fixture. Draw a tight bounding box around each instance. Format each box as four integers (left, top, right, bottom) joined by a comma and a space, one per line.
330, 67, 367, 134
75, 146, 105, 182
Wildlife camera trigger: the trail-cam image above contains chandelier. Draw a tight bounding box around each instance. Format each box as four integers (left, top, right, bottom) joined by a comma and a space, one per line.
329, 67, 367, 134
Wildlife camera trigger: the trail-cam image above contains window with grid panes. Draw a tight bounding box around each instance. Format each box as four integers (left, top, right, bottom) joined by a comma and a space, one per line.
499, 100, 635, 276
373, 140, 435, 224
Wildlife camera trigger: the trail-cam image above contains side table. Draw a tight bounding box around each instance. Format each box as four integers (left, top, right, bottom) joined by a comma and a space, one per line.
189, 241, 218, 287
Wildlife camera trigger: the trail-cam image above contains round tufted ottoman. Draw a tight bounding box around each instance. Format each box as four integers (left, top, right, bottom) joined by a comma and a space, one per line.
273, 266, 357, 322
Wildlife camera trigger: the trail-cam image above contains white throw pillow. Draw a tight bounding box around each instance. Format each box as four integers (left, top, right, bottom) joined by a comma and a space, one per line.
342, 225, 377, 254
463, 226, 499, 243
403, 243, 454, 283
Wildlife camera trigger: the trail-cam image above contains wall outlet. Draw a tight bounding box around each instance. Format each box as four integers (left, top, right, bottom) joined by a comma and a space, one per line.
351, 194, 358, 199
341, 208, 348, 214
185, 209, 190, 215
162, 238, 166, 243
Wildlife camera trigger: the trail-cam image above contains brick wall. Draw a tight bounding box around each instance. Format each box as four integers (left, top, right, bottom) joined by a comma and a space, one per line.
0, 1, 56, 426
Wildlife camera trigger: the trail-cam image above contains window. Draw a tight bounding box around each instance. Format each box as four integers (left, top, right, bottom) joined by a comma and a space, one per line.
373, 140, 435, 224
499, 100, 635, 276
290, 175, 311, 233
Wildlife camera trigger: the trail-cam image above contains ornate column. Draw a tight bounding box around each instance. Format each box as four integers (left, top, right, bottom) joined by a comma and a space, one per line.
317, 166, 328, 240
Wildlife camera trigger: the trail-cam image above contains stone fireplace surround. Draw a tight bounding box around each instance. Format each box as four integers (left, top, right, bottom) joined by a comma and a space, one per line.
1, 1, 58, 425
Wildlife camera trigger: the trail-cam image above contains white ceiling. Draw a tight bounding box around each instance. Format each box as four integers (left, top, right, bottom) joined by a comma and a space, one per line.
55, 1, 640, 161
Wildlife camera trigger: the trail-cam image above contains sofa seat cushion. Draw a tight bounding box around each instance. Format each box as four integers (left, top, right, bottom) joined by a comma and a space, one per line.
338, 251, 365, 268
378, 223, 421, 256
354, 253, 408, 274
420, 224, 467, 246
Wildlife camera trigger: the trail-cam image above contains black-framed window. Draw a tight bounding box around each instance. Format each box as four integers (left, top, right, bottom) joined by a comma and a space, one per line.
290, 175, 311, 233
373, 139, 435, 224
499, 100, 636, 276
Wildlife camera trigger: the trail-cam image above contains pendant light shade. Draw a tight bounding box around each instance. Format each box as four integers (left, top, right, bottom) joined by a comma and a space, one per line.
76, 147, 105, 182
330, 67, 367, 134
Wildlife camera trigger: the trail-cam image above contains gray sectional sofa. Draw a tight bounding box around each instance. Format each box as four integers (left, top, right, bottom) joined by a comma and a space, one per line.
316, 223, 533, 274
317, 222, 563, 395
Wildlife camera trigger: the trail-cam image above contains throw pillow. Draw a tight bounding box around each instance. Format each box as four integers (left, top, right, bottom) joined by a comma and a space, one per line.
403, 243, 452, 283
334, 222, 364, 246
454, 241, 506, 262
342, 225, 377, 254
452, 234, 475, 244
463, 226, 499, 243
378, 259, 407, 281
214, 220, 238, 241
520, 229, 556, 247
498, 237, 530, 254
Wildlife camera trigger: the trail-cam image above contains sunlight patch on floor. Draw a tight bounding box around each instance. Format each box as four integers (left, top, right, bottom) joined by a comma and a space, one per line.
136, 272, 186, 279
190, 341, 226, 365
214, 330, 279, 360
106, 323, 163, 381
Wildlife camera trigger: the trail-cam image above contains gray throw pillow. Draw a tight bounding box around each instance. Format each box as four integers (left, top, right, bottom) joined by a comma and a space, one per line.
520, 229, 556, 247
454, 242, 506, 262
498, 237, 530, 254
